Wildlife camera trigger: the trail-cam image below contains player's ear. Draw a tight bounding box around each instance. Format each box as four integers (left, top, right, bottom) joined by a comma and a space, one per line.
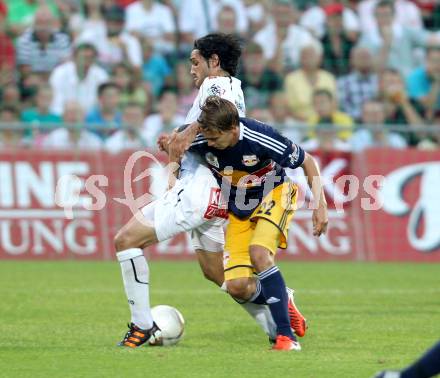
209, 54, 220, 68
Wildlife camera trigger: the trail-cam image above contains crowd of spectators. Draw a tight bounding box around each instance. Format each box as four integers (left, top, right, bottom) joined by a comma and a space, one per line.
0, 0, 439, 152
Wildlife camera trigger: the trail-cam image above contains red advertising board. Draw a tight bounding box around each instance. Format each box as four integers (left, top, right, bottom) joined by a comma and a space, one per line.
0, 150, 107, 260
283, 150, 357, 261
356, 148, 440, 262
103, 150, 197, 260
0, 148, 439, 261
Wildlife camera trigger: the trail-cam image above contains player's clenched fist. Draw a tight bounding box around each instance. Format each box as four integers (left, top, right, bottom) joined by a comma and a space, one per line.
312, 204, 328, 237
157, 133, 171, 153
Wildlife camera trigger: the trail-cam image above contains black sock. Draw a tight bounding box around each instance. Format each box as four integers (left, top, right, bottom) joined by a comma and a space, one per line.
249, 279, 267, 305
257, 266, 294, 339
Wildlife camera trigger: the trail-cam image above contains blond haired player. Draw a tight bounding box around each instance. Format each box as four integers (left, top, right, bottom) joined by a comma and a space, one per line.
188, 96, 328, 350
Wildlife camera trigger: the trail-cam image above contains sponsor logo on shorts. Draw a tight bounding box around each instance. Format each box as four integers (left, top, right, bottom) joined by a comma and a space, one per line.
204, 188, 228, 220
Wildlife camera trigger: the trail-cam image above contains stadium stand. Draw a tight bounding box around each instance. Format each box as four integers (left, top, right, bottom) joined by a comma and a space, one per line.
0, 0, 438, 149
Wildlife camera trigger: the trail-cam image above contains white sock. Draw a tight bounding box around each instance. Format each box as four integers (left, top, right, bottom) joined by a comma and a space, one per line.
220, 282, 277, 339
117, 248, 153, 330
240, 302, 277, 340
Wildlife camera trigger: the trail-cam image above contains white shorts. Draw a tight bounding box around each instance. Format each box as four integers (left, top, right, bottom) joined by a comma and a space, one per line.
141, 165, 226, 252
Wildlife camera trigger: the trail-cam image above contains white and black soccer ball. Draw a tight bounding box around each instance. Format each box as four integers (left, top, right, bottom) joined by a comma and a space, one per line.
149, 305, 185, 346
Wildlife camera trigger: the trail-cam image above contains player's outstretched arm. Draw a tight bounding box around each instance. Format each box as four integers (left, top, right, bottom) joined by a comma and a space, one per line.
301, 152, 328, 237
167, 121, 200, 160
156, 131, 182, 190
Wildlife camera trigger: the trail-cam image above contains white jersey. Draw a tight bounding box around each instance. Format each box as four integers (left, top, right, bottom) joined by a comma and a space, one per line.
141, 75, 246, 252
185, 76, 245, 124
180, 76, 246, 177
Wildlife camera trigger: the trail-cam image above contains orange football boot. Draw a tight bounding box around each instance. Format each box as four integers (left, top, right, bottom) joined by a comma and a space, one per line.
118, 322, 161, 348
272, 335, 301, 351
286, 287, 307, 337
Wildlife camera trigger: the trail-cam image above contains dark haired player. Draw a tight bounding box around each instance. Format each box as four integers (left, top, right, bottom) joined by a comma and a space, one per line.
188, 96, 328, 350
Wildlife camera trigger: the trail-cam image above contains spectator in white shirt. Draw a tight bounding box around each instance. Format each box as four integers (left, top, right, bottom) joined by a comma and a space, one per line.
49, 43, 109, 115
358, 0, 440, 77
350, 99, 407, 151
124, 0, 176, 54
142, 91, 185, 147
105, 102, 148, 153
244, 0, 268, 36
300, 0, 360, 39
69, 0, 106, 41
178, 0, 248, 44
75, 5, 142, 71
42, 101, 103, 150
358, 0, 423, 35
253, 0, 321, 73
216, 5, 239, 35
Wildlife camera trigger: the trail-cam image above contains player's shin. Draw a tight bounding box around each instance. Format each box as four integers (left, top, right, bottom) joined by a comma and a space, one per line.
257, 266, 295, 340
116, 248, 153, 330
240, 302, 277, 341
221, 281, 277, 340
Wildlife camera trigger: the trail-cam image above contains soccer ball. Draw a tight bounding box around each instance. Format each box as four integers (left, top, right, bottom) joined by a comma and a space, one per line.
149, 305, 185, 346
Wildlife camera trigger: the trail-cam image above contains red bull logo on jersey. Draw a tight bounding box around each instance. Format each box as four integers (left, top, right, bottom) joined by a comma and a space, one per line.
242, 155, 259, 167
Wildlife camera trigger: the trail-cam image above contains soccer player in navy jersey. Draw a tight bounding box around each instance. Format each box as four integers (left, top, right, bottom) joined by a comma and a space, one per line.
374, 340, 440, 378
188, 96, 328, 350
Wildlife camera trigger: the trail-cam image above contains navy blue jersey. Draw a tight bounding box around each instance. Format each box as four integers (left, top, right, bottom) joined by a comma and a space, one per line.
189, 117, 305, 218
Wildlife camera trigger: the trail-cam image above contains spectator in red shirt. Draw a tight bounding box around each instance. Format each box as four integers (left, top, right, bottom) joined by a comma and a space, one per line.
116, 0, 137, 7
0, 1, 15, 86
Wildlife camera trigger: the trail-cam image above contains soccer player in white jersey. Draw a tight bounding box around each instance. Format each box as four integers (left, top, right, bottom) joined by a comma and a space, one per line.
114, 33, 305, 348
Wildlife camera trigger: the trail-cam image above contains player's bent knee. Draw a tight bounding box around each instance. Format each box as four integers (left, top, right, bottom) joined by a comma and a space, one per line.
226, 278, 251, 300
114, 228, 153, 252
114, 230, 133, 252
114, 216, 159, 252
249, 245, 274, 273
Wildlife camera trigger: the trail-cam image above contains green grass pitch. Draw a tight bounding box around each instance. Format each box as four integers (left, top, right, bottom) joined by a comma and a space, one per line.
0, 261, 438, 378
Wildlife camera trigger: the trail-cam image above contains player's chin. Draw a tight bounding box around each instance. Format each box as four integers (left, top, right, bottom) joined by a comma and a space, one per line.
194, 78, 201, 88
